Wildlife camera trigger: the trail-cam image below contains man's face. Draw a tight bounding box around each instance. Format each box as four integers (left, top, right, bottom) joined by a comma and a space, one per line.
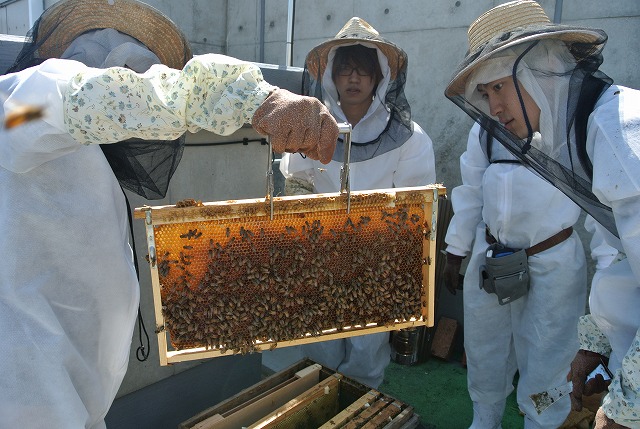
333, 62, 377, 110
477, 77, 540, 139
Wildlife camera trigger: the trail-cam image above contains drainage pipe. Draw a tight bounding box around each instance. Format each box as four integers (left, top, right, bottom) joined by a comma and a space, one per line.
285, 0, 295, 66
553, 0, 563, 23
28, 0, 44, 27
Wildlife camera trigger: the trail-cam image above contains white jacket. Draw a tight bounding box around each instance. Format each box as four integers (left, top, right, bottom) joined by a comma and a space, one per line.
0, 55, 274, 428
581, 85, 640, 426
446, 123, 581, 255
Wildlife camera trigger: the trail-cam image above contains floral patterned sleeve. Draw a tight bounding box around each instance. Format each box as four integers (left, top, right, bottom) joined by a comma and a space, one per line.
580, 315, 640, 425
578, 314, 612, 356
602, 329, 640, 426
64, 53, 276, 144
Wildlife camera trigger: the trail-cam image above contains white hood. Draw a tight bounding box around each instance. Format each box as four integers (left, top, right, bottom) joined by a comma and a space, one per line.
320, 42, 392, 142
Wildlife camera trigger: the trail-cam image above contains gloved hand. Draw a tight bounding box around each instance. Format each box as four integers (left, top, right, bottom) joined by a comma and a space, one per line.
443, 252, 464, 295
252, 88, 338, 164
568, 349, 609, 411
593, 407, 630, 429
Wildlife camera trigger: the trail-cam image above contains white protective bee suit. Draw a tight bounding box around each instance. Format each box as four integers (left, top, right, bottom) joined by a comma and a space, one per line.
442, 0, 639, 425
445, 123, 588, 429
573, 84, 640, 427
0, 36, 284, 428
279, 41, 436, 388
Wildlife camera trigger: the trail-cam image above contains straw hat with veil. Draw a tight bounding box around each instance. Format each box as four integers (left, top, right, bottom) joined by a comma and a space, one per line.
445, 0, 617, 237
7, 0, 193, 200
302, 17, 415, 162
9, 0, 191, 71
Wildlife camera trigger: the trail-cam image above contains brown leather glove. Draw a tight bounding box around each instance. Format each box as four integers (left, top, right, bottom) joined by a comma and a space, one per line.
568, 349, 610, 411
593, 407, 631, 429
252, 88, 338, 164
443, 252, 464, 295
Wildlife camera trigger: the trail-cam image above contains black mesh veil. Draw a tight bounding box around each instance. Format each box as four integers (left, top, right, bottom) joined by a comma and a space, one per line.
302, 41, 413, 162
5, 6, 189, 200
96, 138, 184, 200
6, 13, 51, 72
446, 28, 617, 237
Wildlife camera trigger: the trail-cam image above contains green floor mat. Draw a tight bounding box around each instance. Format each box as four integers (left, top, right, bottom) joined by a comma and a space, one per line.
379, 358, 523, 428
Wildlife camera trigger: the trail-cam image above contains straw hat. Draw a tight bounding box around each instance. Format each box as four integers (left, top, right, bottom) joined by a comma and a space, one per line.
445, 0, 606, 97
35, 0, 192, 69
306, 17, 407, 81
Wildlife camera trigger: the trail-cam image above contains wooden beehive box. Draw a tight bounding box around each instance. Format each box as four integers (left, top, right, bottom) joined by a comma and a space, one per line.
134, 184, 446, 365
179, 358, 420, 429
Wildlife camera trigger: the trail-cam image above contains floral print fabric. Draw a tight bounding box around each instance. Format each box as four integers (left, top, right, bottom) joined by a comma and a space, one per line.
579, 315, 640, 426
64, 54, 276, 144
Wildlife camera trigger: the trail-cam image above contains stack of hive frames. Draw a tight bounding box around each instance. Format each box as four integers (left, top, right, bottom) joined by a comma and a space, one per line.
180, 358, 420, 429
135, 184, 445, 365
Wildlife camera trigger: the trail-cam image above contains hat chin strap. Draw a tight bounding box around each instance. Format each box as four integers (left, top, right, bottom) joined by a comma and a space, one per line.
512, 40, 539, 154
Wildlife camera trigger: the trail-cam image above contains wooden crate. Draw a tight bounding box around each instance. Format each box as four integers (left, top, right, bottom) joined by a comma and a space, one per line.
179, 359, 420, 429
134, 185, 445, 365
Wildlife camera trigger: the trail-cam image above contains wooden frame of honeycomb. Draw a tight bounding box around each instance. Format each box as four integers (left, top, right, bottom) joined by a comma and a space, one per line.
134, 184, 446, 365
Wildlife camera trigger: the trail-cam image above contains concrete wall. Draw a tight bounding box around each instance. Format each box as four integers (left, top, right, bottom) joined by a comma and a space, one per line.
2, 0, 639, 419
144, 0, 228, 55
217, 0, 640, 193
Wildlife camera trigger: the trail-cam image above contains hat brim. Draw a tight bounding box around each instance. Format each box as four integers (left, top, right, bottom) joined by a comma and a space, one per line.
445, 26, 606, 98
36, 0, 191, 69
306, 37, 406, 81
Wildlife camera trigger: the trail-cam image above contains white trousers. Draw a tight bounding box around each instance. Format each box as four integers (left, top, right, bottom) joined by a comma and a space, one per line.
464, 224, 587, 429
302, 332, 391, 388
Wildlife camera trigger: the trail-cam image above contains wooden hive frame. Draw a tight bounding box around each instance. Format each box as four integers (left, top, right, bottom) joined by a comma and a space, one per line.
134, 184, 446, 365
180, 358, 420, 429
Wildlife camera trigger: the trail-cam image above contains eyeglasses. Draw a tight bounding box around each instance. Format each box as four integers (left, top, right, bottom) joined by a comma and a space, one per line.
336, 65, 372, 77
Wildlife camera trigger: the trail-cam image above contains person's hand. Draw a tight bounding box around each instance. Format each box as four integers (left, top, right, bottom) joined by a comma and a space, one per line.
593, 407, 630, 429
252, 88, 338, 164
443, 252, 464, 295
569, 349, 609, 411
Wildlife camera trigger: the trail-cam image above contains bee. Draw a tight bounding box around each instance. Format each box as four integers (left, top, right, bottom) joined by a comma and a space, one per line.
4, 103, 46, 129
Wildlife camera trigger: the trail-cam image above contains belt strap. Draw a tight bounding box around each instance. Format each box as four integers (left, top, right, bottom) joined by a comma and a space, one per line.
485, 227, 573, 257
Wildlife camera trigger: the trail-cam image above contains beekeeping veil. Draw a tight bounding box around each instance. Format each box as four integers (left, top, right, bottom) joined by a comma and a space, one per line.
6, 0, 193, 199
303, 17, 413, 162
445, 0, 617, 236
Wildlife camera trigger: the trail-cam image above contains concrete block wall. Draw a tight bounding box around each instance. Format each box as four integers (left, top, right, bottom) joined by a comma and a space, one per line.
145, 0, 228, 55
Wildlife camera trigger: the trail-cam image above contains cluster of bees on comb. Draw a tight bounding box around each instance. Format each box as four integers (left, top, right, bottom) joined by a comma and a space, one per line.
156, 205, 429, 354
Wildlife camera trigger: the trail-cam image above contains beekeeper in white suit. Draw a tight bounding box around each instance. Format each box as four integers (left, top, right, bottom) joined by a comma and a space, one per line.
279, 17, 436, 388
443, 122, 587, 429
443, 1, 640, 428
0, 0, 338, 427
442, 1, 594, 427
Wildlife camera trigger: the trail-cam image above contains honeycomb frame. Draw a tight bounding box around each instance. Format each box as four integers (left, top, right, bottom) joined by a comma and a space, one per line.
134, 184, 445, 365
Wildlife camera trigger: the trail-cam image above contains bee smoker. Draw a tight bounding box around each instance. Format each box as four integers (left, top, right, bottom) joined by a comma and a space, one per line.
391, 327, 423, 365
